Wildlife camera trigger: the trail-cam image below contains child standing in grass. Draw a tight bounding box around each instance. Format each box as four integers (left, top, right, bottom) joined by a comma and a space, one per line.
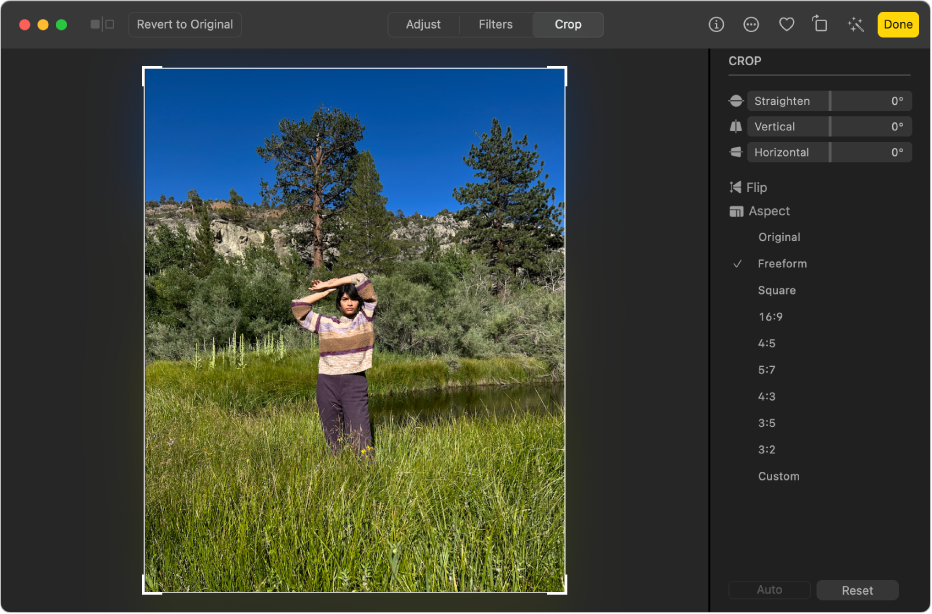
291, 273, 378, 458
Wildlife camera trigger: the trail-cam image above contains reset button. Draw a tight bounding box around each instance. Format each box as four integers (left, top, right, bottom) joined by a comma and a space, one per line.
817, 580, 899, 600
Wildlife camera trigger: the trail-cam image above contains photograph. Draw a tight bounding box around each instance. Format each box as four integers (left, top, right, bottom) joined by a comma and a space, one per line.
143, 68, 566, 592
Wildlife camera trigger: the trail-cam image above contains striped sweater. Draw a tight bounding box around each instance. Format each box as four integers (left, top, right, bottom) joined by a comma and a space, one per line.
291, 273, 377, 375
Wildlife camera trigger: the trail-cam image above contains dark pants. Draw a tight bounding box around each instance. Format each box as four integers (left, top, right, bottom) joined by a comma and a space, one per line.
316, 372, 372, 456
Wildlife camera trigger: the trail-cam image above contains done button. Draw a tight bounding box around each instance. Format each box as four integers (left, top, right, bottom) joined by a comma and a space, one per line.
878, 12, 918, 37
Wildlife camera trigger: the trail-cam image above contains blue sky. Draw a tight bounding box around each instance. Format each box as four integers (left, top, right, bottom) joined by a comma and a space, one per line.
145, 69, 565, 218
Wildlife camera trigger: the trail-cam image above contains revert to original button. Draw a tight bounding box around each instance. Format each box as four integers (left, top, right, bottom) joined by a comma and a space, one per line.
129, 13, 241, 37
532, 13, 604, 38
817, 580, 899, 600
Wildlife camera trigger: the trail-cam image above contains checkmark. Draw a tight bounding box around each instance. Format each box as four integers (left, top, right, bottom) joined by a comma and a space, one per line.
733, 260, 742, 268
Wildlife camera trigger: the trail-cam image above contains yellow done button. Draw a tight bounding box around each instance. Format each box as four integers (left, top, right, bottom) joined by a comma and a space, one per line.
878, 12, 919, 37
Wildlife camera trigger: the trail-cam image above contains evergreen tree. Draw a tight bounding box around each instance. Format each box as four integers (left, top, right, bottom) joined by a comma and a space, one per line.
244, 221, 280, 271
422, 228, 441, 262
159, 194, 166, 206
228, 188, 246, 208
256, 103, 365, 268
282, 245, 307, 286
337, 150, 399, 275
145, 222, 195, 275
453, 118, 563, 295
167, 195, 176, 205
262, 221, 276, 251
192, 204, 217, 278
220, 188, 247, 223
187, 189, 205, 215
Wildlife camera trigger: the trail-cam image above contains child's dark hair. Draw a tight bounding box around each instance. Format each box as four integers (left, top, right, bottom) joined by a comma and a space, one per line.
335, 283, 362, 313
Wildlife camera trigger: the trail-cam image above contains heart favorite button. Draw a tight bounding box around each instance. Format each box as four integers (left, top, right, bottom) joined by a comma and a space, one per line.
779, 17, 795, 31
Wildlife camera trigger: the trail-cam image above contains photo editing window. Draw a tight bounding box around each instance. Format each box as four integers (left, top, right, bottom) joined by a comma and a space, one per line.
2, 0, 930, 611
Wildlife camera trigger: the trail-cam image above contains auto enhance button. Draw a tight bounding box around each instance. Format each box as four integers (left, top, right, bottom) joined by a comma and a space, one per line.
729, 581, 811, 599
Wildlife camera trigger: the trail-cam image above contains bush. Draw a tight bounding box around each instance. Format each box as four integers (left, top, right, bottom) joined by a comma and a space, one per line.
144, 238, 564, 370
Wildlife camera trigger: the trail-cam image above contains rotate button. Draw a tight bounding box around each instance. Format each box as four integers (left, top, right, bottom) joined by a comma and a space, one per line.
878, 12, 918, 37
729, 581, 812, 599
817, 580, 899, 600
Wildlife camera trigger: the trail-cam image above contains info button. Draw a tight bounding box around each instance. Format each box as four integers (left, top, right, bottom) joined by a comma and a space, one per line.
532, 12, 604, 38
729, 581, 811, 600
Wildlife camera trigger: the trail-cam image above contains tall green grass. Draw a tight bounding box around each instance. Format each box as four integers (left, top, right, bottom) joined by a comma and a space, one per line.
146, 348, 553, 415
145, 352, 564, 592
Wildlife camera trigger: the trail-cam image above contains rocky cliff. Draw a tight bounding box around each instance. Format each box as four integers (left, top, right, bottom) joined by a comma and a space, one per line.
145, 208, 468, 264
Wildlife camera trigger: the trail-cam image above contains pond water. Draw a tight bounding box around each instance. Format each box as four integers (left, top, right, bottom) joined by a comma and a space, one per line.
369, 382, 564, 424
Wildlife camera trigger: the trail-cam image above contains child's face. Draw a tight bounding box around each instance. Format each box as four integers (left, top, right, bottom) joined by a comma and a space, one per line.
340, 293, 359, 317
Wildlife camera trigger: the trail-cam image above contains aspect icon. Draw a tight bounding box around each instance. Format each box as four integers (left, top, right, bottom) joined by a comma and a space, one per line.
730, 147, 743, 157
709, 16, 725, 32
730, 181, 742, 194
730, 120, 742, 133
779, 17, 795, 31
729, 95, 744, 107
849, 17, 864, 32
730, 206, 745, 218
743, 17, 760, 32
812, 15, 827, 32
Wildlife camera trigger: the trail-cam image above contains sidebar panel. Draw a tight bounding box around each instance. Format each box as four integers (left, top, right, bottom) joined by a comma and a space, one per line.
710, 50, 930, 612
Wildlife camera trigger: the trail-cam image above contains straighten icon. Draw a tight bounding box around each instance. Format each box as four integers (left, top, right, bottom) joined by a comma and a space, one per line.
729, 95, 744, 107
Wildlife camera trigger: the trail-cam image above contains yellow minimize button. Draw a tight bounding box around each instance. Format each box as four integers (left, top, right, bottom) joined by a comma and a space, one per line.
878, 12, 919, 37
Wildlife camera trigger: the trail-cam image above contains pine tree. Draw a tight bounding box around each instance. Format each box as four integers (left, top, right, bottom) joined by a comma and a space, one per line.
256, 104, 365, 268
187, 189, 205, 215
159, 194, 166, 206
228, 188, 245, 207
453, 118, 563, 295
422, 228, 441, 262
192, 203, 217, 278
337, 150, 399, 275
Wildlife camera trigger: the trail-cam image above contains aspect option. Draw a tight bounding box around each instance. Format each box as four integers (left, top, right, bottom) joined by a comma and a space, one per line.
816, 580, 899, 601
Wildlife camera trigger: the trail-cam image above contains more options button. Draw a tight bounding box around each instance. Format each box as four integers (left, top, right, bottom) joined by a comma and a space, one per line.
729, 581, 811, 599
532, 13, 604, 38
817, 580, 899, 601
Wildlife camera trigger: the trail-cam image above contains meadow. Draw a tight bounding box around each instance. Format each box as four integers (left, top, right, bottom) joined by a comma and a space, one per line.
145, 346, 565, 592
